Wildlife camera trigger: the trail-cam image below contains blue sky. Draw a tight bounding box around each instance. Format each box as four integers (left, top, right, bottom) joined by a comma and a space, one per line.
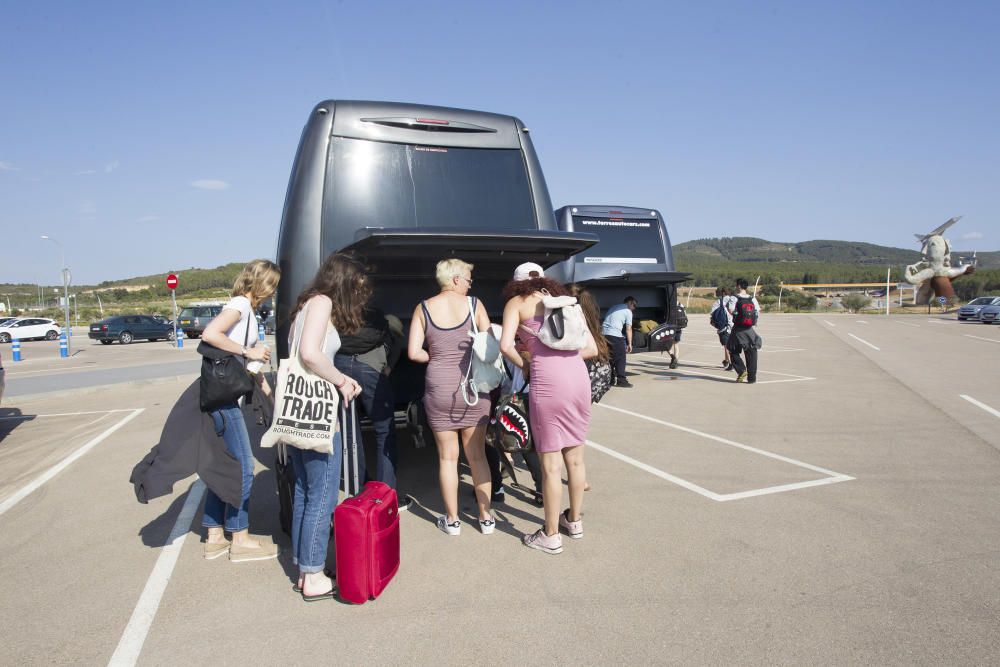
2, 0, 997, 285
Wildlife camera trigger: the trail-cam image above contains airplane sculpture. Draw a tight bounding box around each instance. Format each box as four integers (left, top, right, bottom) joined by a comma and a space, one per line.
903, 216, 975, 305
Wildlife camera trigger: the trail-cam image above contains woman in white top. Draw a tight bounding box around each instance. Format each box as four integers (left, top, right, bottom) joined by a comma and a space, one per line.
288, 253, 365, 601
200, 259, 281, 562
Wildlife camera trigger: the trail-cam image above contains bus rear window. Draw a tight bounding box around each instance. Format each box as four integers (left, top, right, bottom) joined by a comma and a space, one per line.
572, 216, 665, 264
323, 137, 536, 236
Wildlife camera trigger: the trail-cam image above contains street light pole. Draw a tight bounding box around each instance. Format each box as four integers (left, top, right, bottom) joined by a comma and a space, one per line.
41, 234, 71, 355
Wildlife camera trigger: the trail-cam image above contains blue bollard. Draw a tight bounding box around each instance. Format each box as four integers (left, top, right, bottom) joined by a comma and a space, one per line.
258, 322, 265, 342
12, 337, 22, 362
176, 329, 184, 349
59, 331, 69, 358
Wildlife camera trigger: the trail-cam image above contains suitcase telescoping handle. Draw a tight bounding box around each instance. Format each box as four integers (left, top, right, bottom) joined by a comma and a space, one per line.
340, 399, 360, 496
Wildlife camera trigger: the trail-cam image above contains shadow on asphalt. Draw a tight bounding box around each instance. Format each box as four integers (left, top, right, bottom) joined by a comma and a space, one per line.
0, 407, 34, 443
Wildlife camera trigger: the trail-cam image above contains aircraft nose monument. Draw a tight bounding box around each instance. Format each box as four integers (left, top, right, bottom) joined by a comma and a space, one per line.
903, 216, 976, 305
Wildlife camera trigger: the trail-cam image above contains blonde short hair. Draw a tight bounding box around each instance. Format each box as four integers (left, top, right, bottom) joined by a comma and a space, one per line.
435, 258, 473, 288
232, 259, 281, 305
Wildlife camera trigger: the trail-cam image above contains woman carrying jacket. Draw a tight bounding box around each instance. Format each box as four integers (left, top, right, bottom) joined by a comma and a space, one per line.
200, 259, 281, 562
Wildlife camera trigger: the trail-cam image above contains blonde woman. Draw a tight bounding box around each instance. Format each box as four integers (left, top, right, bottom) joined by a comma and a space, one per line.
407, 259, 494, 536
200, 259, 281, 562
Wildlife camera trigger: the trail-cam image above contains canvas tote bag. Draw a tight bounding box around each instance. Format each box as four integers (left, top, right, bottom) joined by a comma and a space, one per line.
261, 301, 339, 454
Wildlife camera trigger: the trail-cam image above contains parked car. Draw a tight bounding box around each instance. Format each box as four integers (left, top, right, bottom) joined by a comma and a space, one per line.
978, 303, 1000, 324
177, 305, 223, 339
0, 318, 61, 343
0, 317, 17, 327
957, 296, 1000, 321
89, 315, 174, 344
264, 313, 276, 335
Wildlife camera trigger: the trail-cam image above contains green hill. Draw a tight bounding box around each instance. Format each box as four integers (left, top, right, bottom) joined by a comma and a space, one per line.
673, 237, 1000, 296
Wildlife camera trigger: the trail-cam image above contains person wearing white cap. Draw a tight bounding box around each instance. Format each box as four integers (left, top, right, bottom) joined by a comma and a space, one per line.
499, 262, 597, 554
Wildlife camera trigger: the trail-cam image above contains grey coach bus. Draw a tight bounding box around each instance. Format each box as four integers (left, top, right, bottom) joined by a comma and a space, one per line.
553, 205, 690, 331
275, 100, 597, 399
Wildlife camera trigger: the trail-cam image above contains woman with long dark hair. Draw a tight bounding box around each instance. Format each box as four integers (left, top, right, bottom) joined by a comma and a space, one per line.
287, 253, 366, 601
200, 259, 281, 562
499, 263, 597, 554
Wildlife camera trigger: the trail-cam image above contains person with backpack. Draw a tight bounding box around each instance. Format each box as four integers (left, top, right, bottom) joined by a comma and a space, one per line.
710, 287, 737, 370
499, 262, 598, 555
601, 296, 638, 388
727, 278, 762, 383
407, 259, 495, 537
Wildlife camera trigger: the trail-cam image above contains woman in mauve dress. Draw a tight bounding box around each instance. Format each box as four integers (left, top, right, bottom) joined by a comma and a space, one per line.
499, 262, 598, 555
407, 259, 495, 537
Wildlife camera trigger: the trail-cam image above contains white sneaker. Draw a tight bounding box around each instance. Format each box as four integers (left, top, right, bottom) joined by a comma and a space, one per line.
478, 515, 496, 535
436, 515, 461, 536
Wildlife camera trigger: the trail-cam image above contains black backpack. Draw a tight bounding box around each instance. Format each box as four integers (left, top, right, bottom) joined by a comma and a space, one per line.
710, 299, 729, 331
733, 296, 758, 328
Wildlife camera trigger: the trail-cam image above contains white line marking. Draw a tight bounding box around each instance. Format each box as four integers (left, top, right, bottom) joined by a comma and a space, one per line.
856, 320, 869, 325
596, 403, 847, 476
0, 408, 142, 420
960, 395, 1000, 419
823, 320, 836, 327
963, 334, 1000, 344
630, 360, 814, 384
847, 333, 880, 351
927, 319, 948, 324
109, 480, 205, 667
0, 409, 144, 517
586, 434, 852, 502
895, 321, 920, 328
586, 440, 723, 500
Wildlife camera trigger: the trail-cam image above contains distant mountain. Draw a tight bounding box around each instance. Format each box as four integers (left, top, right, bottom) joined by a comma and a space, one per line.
674, 237, 999, 269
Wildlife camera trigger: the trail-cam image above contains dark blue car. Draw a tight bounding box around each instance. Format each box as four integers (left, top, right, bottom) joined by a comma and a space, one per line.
89, 315, 174, 344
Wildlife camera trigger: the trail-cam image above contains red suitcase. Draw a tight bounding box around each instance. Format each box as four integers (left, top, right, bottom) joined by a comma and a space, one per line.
334, 401, 400, 604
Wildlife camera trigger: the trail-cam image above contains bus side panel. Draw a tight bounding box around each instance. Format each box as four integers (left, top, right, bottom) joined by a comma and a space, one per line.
275, 104, 335, 359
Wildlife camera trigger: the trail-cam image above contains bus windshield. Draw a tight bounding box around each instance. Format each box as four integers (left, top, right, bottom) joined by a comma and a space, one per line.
322, 137, 536, 236
572, 215, 665, 264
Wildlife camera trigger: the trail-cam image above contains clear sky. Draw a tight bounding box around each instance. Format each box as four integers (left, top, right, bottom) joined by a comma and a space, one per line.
2, 0, 997, 285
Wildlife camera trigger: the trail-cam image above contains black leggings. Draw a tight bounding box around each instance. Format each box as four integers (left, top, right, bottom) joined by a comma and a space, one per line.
486, 444, 542, 494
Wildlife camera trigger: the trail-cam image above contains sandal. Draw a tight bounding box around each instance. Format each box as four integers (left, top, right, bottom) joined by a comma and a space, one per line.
302, 586, 337, 602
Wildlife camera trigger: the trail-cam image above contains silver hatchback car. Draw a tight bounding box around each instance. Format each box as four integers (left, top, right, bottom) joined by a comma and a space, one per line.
957, 296, 1000, 321
978, 303, 1000, 324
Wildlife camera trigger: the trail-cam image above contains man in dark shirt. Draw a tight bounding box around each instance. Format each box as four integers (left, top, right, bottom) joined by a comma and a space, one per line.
334, 307, 411, 511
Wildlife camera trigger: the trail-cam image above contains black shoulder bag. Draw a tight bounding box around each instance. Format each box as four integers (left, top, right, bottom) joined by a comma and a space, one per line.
198, 317, 254, 412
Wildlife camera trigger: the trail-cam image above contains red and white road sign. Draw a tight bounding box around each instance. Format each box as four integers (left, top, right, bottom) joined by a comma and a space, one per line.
166, 274, 178, 290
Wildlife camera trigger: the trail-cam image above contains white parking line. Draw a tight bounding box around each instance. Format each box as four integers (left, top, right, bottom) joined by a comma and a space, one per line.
0, 408, 141, 420
895, 321, 920, 328
848, 333, 880, 351
823, 320, 836, 327
0, 409, 144, 517
631, 360, 814, 384
592, 403, 852, 501
963, 334, 1000, 344
109, 480, 205, 667
856, 320, 869, 325
960, 395, 1000, 419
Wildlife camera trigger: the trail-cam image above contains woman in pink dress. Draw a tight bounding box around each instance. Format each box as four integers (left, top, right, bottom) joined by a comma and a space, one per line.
499, 262, 598, 554
408, 259, 495, 536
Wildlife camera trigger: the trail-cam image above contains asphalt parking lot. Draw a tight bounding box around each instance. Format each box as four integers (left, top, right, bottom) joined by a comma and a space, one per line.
1, 314, 998, 665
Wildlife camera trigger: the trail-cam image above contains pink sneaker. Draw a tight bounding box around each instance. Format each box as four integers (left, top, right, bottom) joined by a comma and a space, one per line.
522, 528, 563, 554
559, 509, 583, 539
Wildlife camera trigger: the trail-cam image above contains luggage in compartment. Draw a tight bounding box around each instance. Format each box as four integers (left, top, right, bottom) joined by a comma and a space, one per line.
334, 400, 401, 604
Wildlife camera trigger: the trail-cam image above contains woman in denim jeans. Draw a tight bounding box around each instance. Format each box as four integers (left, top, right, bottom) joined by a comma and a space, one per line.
200, 259, 281, 562
287, 253, 366, 601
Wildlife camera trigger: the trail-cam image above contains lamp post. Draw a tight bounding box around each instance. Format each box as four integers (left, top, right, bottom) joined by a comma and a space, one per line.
40, 235, 72, 355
